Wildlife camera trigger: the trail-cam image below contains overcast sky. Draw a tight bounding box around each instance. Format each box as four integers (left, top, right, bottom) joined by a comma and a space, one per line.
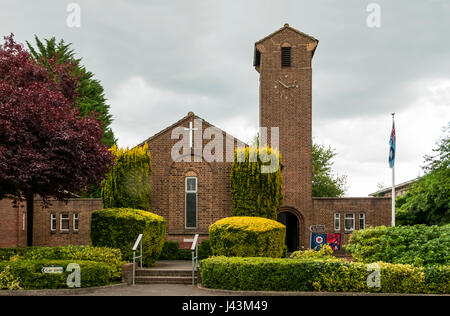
1, 0, 449, 196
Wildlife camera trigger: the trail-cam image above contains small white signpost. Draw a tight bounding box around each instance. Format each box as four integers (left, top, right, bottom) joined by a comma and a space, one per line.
41, 266, 64, 274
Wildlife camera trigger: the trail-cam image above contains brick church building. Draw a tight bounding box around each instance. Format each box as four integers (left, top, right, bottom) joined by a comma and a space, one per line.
0, 24, 391, 251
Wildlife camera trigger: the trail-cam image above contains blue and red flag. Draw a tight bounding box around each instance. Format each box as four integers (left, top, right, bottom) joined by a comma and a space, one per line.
310, 233, 327, 250
326, 233, 341, 251
389, 121, 396, 168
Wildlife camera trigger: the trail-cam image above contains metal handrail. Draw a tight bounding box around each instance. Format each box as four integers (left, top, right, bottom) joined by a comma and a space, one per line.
132, 233, 143, 286
191, 234, 199, 286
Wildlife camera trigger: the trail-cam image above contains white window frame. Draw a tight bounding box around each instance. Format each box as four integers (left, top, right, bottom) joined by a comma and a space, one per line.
50, 213, 57, 232
185, 177, 198, 229
359, 213, 365, 230
73, 213, 79, 232
22, 212, 26, 231
60, 213, 70, 232
334, 213, 340, 231
344, 213, 355, 232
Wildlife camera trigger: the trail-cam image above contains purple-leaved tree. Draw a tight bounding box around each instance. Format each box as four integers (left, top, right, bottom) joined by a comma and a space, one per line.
0, 34, 113, 245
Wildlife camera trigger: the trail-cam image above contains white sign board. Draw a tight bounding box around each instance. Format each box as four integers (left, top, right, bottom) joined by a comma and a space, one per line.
41, 266, 64, 274
309, 225, 325, 233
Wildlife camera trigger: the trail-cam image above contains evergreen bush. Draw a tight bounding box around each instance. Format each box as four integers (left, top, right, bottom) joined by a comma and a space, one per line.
159, 240, 212, 260
345, 224, 450, 266
91, 208, 166, 266
209, 216, 286, 258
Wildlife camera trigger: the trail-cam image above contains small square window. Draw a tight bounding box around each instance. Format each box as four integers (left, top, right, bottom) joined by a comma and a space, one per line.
344, 213, 355, 232
60, 214, 70, 232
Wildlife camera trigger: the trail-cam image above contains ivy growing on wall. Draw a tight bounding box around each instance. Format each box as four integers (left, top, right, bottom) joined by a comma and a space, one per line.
230, 146, 283, 220
101, 144, 152, 210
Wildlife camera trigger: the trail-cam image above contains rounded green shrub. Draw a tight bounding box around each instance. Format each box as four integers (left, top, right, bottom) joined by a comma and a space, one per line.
90, 208, 166, 266
209, 216, 286, 258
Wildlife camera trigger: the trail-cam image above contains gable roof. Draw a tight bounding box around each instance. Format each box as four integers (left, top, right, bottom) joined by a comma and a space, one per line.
136, 111, 248, 148
255, 23, 319, 46
254, 24, 319, 66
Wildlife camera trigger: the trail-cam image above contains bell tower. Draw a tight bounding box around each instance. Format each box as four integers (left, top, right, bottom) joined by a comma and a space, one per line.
255, 24, 318, 243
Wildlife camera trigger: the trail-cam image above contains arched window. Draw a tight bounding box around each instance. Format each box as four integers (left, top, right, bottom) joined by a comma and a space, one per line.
185, 176, 197, 229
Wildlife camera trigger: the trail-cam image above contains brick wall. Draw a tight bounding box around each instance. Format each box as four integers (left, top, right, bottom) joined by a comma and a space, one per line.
0, 198, 27, 248
256, 25, 318, 248
145, 113, 237, 240
32, 198, 103, 247
312, 197, 392, 246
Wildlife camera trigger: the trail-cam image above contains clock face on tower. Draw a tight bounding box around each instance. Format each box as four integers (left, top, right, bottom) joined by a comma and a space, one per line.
273, 74, 299, 99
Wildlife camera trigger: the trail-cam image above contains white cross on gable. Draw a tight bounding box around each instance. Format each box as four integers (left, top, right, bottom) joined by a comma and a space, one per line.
184, 121, 198, 148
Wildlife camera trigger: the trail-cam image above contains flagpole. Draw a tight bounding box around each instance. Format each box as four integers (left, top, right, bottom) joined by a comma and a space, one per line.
391, 113, 396, 227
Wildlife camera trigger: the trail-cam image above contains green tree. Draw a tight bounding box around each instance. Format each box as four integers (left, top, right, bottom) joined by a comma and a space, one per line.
101, 144, 152, 211
250, 134, 347, 198
26, 36, 116, 148
231, 146, 283, 220
312, 141, 347, 197
396, 123, 450, 225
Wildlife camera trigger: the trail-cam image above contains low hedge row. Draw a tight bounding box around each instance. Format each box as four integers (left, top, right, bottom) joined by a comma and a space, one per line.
199, 257, 450, 294
0, 260, 114, 289
159, 240, 212, 260
0, 246, 124, 280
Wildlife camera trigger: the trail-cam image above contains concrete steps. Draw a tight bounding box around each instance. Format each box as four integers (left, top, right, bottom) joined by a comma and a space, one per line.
134, 267, 199, 284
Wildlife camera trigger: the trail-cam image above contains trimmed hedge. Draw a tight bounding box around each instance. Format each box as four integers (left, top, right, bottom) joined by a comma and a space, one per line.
290, 244, 338, 261
231, 146, 282, 220
198, 240, 212, 260
159, 241, 191, 260
0, 260, 113, 289
159, 240, 212, 260
91, 208, 166, 266
0, 246, 124, 280
209, 217, 286, 258
101, 143, 152, 211
199, 257, 450, 294
345, 224, 450, 266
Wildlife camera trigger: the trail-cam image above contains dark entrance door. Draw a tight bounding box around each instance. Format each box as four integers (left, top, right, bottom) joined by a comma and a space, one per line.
277, 212, 299, 252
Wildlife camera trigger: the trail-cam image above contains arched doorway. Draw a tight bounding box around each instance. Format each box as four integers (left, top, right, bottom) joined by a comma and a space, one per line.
277, 211, 299, 252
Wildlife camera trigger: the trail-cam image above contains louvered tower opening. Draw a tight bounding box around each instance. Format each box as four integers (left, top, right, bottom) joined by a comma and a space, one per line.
281, 47, 291, 68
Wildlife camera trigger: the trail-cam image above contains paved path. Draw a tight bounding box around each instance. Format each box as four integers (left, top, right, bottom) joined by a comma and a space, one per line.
1, 283, 442, 296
